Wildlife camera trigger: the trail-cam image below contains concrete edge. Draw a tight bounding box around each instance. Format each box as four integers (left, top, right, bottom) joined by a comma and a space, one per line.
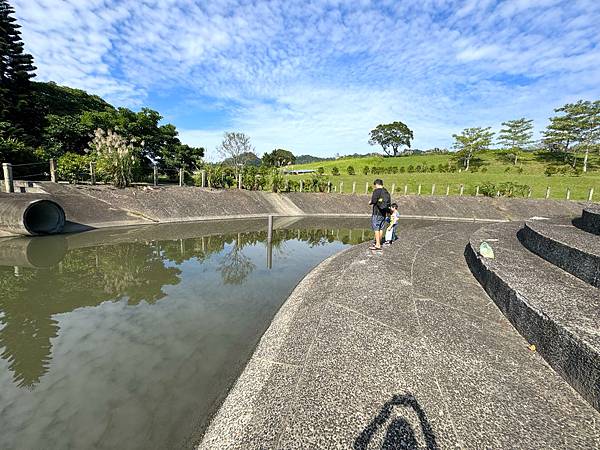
464, 234, 600, 412
198, 242, 361, 447
581, 208, 600, 235
520, 222, 600, 288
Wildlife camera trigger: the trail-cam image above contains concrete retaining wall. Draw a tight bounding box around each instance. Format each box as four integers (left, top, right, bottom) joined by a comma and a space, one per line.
0, 183, 593, 237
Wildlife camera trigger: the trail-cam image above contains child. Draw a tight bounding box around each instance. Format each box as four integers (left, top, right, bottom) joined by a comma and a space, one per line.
384, 203, 400, 245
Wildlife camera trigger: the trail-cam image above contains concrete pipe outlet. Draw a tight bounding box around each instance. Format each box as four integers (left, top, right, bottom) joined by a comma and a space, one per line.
0, 195, 66, 235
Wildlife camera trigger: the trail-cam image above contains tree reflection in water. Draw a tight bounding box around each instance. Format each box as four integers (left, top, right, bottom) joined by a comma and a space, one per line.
0, 227, 372, 388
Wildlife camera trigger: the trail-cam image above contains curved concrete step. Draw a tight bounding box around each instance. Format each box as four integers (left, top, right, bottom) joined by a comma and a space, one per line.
520, 220, 600, 288
465, 222, 600, 411
580, 206, 600, 235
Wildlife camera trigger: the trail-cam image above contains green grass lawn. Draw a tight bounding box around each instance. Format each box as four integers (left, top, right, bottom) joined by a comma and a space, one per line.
285, 150, 600, 201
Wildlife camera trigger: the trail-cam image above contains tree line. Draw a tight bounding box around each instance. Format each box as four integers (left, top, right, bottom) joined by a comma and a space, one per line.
370, 99, 599, 174
0, 0, 204, 186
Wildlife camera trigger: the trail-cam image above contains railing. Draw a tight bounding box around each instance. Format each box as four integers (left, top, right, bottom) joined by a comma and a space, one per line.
0, 160, 597, 202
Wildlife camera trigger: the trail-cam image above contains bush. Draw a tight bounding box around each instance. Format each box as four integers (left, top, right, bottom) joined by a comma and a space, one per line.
91, 129, 138, 188
479, 181, 530, 198
347, 165, 355, 175
390, 166, 398, 174
399, 166, 406, 173
429, 165, 436, 173
481, 167, 488, 173
415, 165, 423, 172
331, 166, 340, 176
437, 163, 445, 173
407, 165, 415, 173
269, 169, 285, 192
545, 166, 557, 177
57, 152, 92, 183
362, 166, 370, 175
317, 166, 325, 175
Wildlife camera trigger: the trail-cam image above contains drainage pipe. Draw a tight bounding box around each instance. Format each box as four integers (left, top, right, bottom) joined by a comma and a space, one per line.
0, 195, 66, 235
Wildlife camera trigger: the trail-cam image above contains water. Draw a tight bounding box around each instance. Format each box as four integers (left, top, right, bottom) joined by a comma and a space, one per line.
0, 217, 374, 450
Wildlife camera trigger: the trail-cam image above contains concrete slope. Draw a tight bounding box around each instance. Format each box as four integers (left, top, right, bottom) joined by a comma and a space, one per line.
284, 192, 588, 221
580, 206, 600, 235
521, 220, 600, 287
200, 221, 599, 449
466, 222, 600, 411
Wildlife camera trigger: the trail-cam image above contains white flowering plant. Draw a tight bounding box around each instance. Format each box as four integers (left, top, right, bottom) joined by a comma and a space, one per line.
88, 128, 140, 188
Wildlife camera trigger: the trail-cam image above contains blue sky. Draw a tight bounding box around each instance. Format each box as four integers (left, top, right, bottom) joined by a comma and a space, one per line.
13, 0, 600, 159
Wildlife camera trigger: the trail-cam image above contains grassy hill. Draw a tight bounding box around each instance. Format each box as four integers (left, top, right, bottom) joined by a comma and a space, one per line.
287, 150, 600, 201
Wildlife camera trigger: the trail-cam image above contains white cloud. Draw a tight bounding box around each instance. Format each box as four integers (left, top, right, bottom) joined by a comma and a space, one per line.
12, 0, 600, 156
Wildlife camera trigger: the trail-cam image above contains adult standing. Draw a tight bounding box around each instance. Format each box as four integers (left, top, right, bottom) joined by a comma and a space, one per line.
369, 179, 391, 251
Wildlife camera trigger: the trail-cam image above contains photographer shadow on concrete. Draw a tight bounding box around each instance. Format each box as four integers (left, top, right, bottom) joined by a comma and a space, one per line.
354, 393, 439, 450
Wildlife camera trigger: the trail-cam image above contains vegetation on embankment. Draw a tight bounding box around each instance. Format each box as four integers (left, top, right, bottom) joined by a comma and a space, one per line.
286, 150, 600, 200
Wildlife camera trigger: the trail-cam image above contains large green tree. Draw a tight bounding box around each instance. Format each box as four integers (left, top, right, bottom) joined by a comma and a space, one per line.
497, 118, 534, 164
452, 126, 494, 171
543, 100, 600, 172
0, 0, 37, 144
368, 121, 414, 156
262, 148, 295, 167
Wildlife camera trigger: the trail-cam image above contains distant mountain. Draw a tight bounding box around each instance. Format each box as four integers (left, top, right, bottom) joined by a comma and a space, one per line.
295, 154, 334, 164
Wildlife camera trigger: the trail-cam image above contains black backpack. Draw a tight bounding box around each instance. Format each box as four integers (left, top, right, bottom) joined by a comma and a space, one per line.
378, 188, 391, 214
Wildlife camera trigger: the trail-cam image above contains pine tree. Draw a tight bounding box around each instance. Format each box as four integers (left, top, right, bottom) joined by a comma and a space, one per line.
497, 118, 534, 164
0, 0, 36, 138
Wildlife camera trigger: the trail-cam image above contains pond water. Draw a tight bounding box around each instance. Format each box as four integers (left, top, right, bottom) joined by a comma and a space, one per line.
0, 217, 375, 450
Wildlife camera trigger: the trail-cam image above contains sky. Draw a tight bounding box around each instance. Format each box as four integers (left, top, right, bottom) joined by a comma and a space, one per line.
13, 0, 600, 159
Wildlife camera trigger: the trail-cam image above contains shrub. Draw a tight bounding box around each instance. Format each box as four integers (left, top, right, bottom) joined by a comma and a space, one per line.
415, 165, 422, 172
407, 165, 415, 173
331, 166, 340, 176
317, 166, 325, 175
429, 165, 436, 173
391, 166, 398, 174
57, 152, 92, 183
437, 164, 445, 173
399, 166, 406, 173
269, 169, 285, 192
481, 167, 488, 173
347, 165, 355, 175
545, 166, 557, 177
90, 129, 138, 188
362, 166, 370, 175
479, 181, 530, 198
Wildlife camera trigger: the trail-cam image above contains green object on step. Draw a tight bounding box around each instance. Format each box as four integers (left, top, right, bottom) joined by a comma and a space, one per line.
479, 242, 495, 259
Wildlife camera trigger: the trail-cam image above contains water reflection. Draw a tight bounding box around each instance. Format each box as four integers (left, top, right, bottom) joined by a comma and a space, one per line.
0, 226, 371, 390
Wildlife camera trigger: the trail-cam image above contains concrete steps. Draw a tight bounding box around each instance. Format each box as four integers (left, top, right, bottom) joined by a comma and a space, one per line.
520, 220, 600, 287
579, 206, 600, 235
466, 220, 600, 411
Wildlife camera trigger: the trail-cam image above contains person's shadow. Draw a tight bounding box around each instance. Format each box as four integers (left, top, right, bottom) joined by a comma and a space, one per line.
354, 393, 439, 450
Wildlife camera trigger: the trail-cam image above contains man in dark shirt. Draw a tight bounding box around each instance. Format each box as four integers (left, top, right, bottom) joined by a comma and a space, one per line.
369, 179, 390, 251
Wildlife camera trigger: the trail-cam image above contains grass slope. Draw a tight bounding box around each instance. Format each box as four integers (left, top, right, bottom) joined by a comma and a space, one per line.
287, 151, 600, 201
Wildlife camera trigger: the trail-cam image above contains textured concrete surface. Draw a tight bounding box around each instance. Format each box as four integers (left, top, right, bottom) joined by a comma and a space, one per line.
200, 221, 599, 449
521, 220, 600, 287
580, 206, 600, 235
467, 221, 600, 412
284, 192, 589, 220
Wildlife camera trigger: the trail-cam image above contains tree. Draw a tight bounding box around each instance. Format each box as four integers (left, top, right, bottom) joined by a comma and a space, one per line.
452, 127, 494, 171
543, 100, 600, 172
262, 148, 295, 167
217, 132, 254, 175
0, 0, 39, 147
0, 1, 37, 132
497, 118, 534, 164
368, 121, 414, 156
162, 143, 205, 172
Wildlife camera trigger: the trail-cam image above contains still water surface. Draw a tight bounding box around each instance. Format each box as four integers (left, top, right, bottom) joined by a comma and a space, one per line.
0, 217, 373, 450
